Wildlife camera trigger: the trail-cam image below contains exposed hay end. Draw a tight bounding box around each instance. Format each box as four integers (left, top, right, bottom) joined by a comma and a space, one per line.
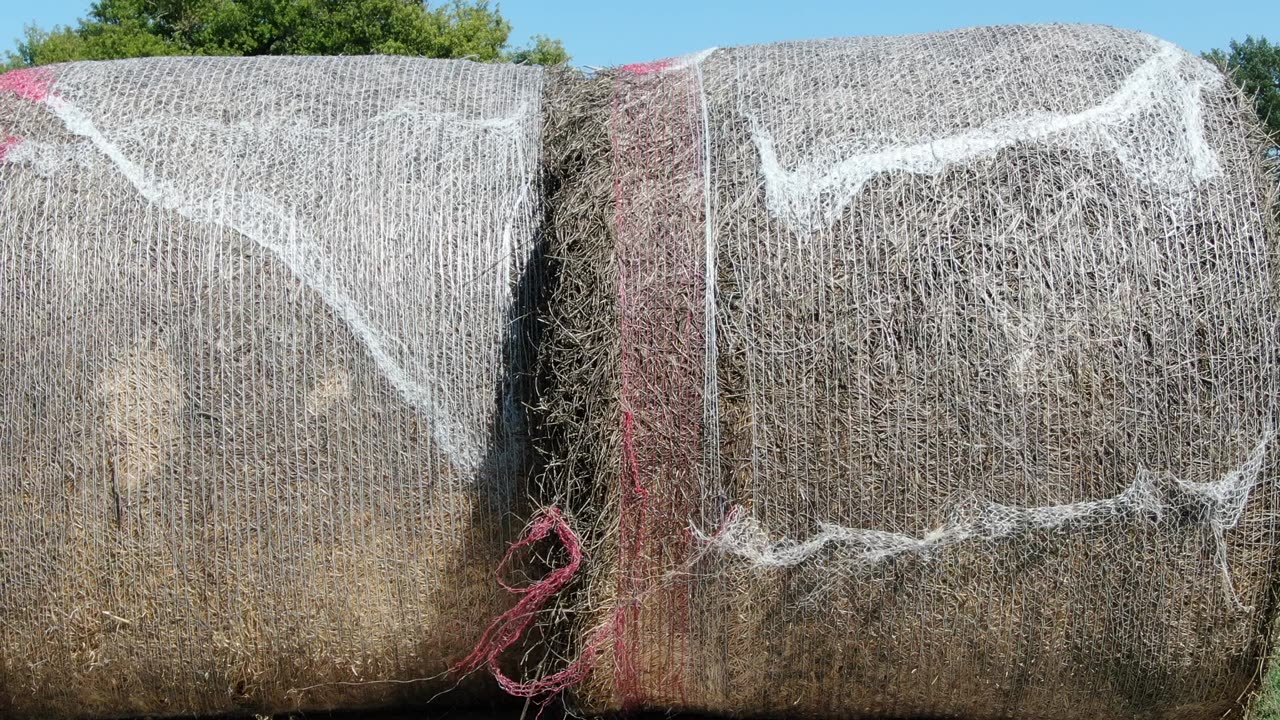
305, 366, 352, 415
96, 344, 184, 494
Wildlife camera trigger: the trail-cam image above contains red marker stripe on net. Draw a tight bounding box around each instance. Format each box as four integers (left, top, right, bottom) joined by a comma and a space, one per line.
619, 58, 676, 76
611, 63, 706, 708
0, 136, 22, 163
0, 67, 55, 102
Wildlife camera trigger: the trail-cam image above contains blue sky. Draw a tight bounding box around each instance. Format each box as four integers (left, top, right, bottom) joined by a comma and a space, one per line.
2, 0, 1277, 66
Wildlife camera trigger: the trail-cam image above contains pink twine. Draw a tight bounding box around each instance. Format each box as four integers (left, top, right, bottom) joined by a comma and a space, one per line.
454, 507, 602, 705
0, 67, 54, 102
0, 136, 21, 163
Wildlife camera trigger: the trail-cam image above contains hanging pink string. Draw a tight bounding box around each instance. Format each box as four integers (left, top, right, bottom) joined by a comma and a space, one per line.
453, 507, 602, 704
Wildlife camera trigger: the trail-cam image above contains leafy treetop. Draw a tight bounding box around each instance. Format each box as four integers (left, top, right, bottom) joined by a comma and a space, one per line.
4, 0, 569, 69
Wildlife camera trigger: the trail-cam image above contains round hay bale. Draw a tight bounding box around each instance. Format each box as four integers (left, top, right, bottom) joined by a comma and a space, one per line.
0, 56, 546, 718
538, 24, 1280, 720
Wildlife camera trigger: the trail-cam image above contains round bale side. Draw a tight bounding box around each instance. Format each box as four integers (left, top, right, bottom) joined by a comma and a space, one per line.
0, 56, 544, 718
540, 24, 1280, 720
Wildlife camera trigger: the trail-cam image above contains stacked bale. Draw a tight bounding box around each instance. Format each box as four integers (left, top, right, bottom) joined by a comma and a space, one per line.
540, 24, 1280, 720
0, 56, 545, 717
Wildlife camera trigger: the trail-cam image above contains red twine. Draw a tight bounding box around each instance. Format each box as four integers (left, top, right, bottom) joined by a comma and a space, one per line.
453, 507, 600, 704
610, 60, 707, 706
463, 57, 712, 711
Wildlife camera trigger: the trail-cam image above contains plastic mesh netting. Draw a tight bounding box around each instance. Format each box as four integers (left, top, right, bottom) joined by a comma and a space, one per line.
3, 22, 1280, 720
539, 24, 1280, 720
0, 56, 545, 717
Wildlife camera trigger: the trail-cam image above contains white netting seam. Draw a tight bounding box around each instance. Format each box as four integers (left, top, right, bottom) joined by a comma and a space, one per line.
40, 93, 537, 470
753, 38, 1226, 231
697, 432, 1272, 606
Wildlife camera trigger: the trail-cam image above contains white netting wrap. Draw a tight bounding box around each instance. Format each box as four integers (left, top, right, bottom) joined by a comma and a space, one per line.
540, 23, 1280, 720
701, 432, 1273, 570
700, 433, 1273, 612
0, 56, 545, 718
1, 22, 1278, 720
747, 28, 1227, 231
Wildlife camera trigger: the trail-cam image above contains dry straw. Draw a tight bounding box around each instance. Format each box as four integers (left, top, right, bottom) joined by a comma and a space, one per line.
537, 24, 1280, 720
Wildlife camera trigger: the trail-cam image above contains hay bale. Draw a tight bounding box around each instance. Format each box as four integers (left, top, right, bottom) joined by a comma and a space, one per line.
539, 24, 1280, 719
0, 56, 546, 718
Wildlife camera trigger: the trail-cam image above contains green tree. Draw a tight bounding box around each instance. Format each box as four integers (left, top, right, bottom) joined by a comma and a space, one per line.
1204, 36, 1280, 141
5, 0, 568, 69
506, 33, 568, 66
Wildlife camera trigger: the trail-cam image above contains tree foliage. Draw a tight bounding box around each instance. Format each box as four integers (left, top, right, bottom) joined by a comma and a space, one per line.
505, 33, 567, 66
1204, 36, 1280, 141
5, 0, 568, 69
